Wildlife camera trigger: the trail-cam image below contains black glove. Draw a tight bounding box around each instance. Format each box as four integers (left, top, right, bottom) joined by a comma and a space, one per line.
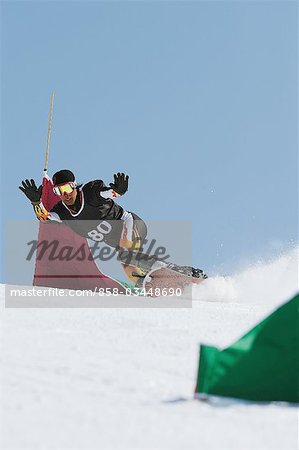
19, 179, 42, 203
109, 172, 129, 195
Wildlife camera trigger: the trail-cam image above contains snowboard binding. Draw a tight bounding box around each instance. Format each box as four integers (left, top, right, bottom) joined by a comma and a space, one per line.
117, 248, 208, 293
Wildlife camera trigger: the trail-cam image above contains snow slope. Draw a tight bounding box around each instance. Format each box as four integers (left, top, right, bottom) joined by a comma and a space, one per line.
1, 248, 298, 450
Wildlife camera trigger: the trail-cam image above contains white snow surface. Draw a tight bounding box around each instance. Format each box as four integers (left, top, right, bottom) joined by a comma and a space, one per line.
1, 248, 298, 450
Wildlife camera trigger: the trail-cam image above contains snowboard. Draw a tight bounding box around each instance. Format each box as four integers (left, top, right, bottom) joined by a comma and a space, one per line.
139, 266, 205, 297
117, 249, 207, 297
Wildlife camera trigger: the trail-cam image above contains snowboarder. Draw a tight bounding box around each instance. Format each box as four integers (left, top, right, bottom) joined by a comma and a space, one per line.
19, 170, 207, 287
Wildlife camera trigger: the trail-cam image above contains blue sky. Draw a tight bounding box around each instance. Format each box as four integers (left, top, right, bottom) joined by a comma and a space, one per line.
1, 1, 298, 278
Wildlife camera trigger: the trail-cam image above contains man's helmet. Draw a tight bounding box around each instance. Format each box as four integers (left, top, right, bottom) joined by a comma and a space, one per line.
52, 169, 75, 186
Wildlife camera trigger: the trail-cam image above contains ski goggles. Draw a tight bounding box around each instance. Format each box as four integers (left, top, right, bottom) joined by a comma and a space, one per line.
53, 182, 77, 196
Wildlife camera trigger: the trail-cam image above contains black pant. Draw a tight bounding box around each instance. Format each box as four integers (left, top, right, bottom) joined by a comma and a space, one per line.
102, 212, 147, 249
